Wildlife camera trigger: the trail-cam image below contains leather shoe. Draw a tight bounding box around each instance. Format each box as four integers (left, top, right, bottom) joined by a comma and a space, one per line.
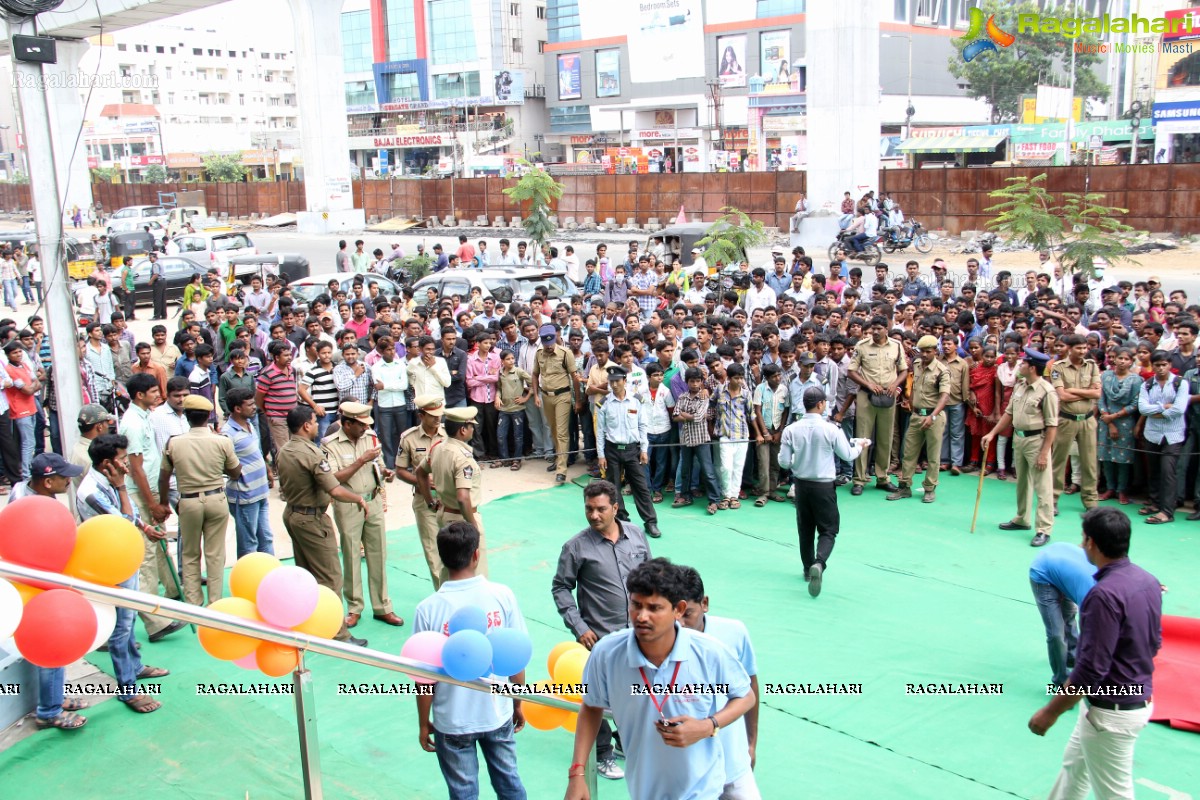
345, 635, 368, 647
643, 522, 662, 538
807, 563, 823, 598
1030, 532, 1051, 547
886, 488, 912, 501
546, 463, 558, 472
1187, 510, 1200, 521
373, 612, 406, 626
849, 485, 863, 496
922, 491, 936, 504
555, 473, 567, 485
148, 620, 187, 643
875, 481, 899, 492
345, 612, 361, 628
998, 521, 1032, 531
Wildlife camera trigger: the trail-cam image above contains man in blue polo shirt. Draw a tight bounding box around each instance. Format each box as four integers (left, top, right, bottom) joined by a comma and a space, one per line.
565, 558, 755, 800
222, 387, 274, 558
1029, 542, 1095, 688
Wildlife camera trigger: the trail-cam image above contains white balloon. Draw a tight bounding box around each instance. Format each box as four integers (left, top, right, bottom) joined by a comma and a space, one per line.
88, 601, 117, 652
0, 578, 22, 641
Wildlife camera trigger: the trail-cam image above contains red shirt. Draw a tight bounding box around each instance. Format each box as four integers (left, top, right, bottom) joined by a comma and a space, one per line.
4, 361, 37, 419
256, 363, 297, 418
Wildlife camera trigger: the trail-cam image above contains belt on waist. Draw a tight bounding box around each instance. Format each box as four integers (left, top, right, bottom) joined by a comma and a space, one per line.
288, 505, 328, 516
542, 386, 571, 396
441, 504, 463, 516
180, 487, 224, 499
606, 442, 639, 451
1060, 411, 1091, 422
1015, 428, 1045, 438
914, 408, 937, 417
1087, 697, 1149, 711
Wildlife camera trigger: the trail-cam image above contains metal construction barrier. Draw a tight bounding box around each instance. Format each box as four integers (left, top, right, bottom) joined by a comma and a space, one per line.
0, 561, 601, 799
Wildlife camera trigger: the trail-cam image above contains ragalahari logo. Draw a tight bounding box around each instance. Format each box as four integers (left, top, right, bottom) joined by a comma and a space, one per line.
960, 7, 1016, 61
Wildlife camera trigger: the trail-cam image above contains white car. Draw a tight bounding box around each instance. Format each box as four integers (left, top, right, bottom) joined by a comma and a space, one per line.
108, 218, 167, 243
106, 205, 169, 235
173, 230, 258, 272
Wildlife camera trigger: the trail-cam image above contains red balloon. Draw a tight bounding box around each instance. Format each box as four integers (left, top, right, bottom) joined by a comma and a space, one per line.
14, 589, 97, 668
0, 496, 77, 577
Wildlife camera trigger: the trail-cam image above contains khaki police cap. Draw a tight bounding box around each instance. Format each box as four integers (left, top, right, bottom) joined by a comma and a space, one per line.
444, 406, 478, 423
414, 395, 446, 416
339, 401, 374, 425
917, 335, 939, 350
182, 395, 214, 412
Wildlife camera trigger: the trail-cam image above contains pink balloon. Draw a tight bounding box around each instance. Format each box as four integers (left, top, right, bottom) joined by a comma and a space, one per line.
401, 631, 447, 684
255, 566, 319, 628
233, 651, 259, 670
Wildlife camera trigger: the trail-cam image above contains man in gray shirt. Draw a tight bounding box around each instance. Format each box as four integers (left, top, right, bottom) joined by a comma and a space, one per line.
551, 480, 651, 781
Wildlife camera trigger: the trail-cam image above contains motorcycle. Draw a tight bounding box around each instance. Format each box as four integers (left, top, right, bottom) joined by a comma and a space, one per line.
707, 264, 751, 294
828, 231, 882, 267
880, 220, 933, 254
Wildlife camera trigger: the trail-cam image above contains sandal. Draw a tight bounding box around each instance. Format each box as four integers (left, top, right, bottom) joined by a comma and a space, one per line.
728, 499, 741, 509
671, 497, 693, 508
717, 499, 730, 510
121, 694, 162, 713
707, 503, 720, 515
35, 711, 87, 730
754, 497, 768, 507
770, 494, 788, 502
510, 461, 522, 471
1138, 505, 1159, 516
62, 698, 89, 712
1146, 513, 1174, 525
652, 492, 663, 503
137, 665, 170, 680
490, 460, 503, 469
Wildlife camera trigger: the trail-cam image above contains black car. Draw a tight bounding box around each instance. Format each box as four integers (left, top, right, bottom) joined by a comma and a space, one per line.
124, 254, 211, 306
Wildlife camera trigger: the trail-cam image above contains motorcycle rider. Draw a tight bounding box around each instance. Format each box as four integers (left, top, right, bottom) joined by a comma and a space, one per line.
847, 208, 878, 254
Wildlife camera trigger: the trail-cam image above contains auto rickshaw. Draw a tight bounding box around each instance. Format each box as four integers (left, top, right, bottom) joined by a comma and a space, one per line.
107, 231, 155, 268
66, 237, 97, 279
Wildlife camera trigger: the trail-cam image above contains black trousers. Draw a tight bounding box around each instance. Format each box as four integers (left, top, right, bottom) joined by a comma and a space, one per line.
605, 443, 656, 525
470, 400, 500, 458
794, 479, 840, 573
1146, 438, 1182, 518
0, 411, 24, 484
122, 287, 137, 319
152, 278, 167, 318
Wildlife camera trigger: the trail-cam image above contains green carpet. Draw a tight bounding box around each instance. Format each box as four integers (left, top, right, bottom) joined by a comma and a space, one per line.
2, 477, 1197, 800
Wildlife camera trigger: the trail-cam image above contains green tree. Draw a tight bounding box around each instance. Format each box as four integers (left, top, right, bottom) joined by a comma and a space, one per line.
502, 159, 562, 250
90, 166, 120, 184
948, 0, 1110, 124
694, 207, 768, 268
202, 152, 246, 183
984, 174, 1061, 252
143, 163, 168, 183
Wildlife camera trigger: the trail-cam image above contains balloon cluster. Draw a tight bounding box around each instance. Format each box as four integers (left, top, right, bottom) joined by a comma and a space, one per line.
0, 497, 145, 668
199, 553, 342, 678
523, 641, 589, 733
399, 605, 533, 684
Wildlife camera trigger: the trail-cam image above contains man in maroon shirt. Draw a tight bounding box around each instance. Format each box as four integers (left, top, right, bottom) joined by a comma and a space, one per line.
255, 340, 298, 466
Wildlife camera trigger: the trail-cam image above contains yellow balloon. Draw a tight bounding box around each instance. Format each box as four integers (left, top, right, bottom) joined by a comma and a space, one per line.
229, 552, 282, 602
547, 641, 586, 675
13, 581, 42, 604
64, 516, 143, 585
552, 648, 589, 702
292, 586, 343, 639
256, 640, 299, 677
198, 597, 263, 661
522, 680, 570, 731
562, 712, 578, 733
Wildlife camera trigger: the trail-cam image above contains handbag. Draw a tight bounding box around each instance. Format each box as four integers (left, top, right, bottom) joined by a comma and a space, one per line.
868, 392, 896, 408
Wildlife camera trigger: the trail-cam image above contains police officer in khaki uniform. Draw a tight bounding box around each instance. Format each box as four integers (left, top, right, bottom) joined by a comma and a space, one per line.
888, 336, 951, 504
847, 314, 907, 495
983, 348, 1060, 547
157, 395, 241, 606
396, 395, 447, 587
532, 323, 580, 485
1050, 334, 1101, 511
415, 405, 488, 577
276, 405, 369, 646
323, 401, 405, 629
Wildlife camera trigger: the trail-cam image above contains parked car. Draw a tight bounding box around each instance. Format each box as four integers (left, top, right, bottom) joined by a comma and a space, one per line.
173, 230, 257, 270
122, 254, 211, 306
106, 205, 169, 235
109, 218, 167, 244
287, 272, 403, 308
412, 267, 579, 306
227, 253, 311, 285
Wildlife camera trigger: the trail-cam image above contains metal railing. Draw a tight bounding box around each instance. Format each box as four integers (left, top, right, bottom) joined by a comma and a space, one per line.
0, 561, 600, 799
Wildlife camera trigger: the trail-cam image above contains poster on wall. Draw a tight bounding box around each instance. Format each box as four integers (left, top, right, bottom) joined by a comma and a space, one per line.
558, 54, 582, 101
492, 70, 526, 105
626, 0, 704, 83
717, 34, 747, 88
596, 50, 621, 98
760, 30, 792, 84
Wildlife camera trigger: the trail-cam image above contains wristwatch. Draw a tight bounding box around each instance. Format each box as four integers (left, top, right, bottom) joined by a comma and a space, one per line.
708, 715, 719, 736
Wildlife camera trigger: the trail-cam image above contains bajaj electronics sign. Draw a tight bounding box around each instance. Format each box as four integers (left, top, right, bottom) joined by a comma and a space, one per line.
627, 0, 705, 82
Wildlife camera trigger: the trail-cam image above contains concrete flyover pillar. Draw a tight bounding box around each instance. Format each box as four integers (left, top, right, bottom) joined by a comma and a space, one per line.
42, 39, 93, 230
286, 0, 365, 234
805, 2, 881, 222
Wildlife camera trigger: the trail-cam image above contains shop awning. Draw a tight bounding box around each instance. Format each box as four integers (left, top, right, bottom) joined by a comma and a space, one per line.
896, 134, 1008, 153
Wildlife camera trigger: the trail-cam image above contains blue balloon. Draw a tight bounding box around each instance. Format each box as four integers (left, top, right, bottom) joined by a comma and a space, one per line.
442, 630, 494, 681
448, 605, 488, 635
487, 628, 533, 676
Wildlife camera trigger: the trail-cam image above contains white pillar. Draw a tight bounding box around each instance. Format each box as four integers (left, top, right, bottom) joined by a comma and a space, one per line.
805, 3, 880, 214
43, 39, 93, 227
286, 0, 365, 233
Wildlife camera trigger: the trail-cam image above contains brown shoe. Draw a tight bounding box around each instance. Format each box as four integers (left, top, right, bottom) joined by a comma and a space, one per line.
373, 612, 406, 626
345, 612, 361, 628
1064, 483, 1081, 495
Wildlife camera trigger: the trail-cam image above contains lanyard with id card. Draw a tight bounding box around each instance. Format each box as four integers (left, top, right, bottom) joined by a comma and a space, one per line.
640, 662, 682, 725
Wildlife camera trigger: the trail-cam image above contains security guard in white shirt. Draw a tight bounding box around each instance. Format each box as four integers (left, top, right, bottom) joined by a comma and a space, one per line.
595, 365, 661, 538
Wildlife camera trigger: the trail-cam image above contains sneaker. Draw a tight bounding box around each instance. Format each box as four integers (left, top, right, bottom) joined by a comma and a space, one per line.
807, 563, 823, 597
787, 485, 796, 499
598, 758, 625, 780
834, 475, 850, 486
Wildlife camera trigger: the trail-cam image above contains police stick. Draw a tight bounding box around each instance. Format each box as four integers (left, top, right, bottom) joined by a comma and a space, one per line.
969, 443, 988, 534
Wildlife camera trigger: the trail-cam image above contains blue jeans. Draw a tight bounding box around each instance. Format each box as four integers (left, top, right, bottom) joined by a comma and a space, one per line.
1031, 579, 1079, 687
679, 443, 722, 504
20, 274, 33, 303
108, 572, 144, 701
941, 402, 966, 466
434, 719, 527, 800
230, 498, 274, 559
849, 233, 868, 253
14, 414, 34, 479
316, 411, 336, 440
374, 403, 409, 470
497, 410, 526, 460
37, 666, 65, 720
2, 278, 16, 309
837, 415, 856, 477
648, 431, 672, 492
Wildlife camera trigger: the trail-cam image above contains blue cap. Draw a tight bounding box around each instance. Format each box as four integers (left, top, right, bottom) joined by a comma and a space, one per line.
538, 323, 558, 342
31, 452, 85, 479
1021, 347, 1050, 367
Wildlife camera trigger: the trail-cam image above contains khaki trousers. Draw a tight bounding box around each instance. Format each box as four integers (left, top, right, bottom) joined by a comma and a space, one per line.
899, 414, 945, 492
267, 416, 289, 461
413, 495, 446, 588
178, 491, 229, 606
129, 488, 178, 634
284, 506, 350, 641
1052, 416, 1099, 506
439, 507, 489, 578
333, 495, 391, 616
1013, 433, 1055, 533
855, 393, 896, 485
543, 390, 572, 474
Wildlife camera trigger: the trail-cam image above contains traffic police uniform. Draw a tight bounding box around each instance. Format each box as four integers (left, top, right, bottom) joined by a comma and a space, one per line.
595, 365, 660, 537
397, 395, 447, 587
1050, 355, 1101, 508
1001, 349, 1060, 541
533, 323, 577, 482
160, 395, 238, 605
424, 405, 489, 578
849, 333, 907, 488
890, 336, 951, 501
323, 402, 397, 624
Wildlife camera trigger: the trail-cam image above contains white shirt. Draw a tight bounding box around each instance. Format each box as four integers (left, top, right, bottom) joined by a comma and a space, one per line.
692, 255, 708, 273
743, 284, 778, 315
863, 214, 879, 237
646, 384, 674, 434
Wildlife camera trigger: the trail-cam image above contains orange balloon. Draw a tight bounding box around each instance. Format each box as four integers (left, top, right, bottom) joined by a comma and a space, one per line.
13, 581, 43, 604
523, 680, 570, 730
198, 597, 263, 661
64, 515, 143, 585
552, 648, 589, 702
547, 641, 586, 675
292, 586, 343, 639
229, 553, 282, 602
562, 711, 578, 733
256, 640, 299, 677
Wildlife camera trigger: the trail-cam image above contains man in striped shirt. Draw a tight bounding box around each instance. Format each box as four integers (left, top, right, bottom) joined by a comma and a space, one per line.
223, 387, 273, 558
301, 341, 340, 440
256, 340, 298, 465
